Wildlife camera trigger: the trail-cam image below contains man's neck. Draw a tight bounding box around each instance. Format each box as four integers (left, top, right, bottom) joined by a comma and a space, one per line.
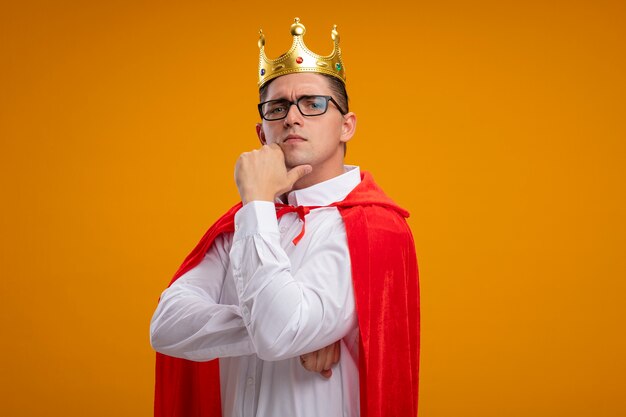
291, 163, 345, 191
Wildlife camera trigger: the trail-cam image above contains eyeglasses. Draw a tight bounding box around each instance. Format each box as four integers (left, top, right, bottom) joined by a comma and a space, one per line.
258, 95, 347, 121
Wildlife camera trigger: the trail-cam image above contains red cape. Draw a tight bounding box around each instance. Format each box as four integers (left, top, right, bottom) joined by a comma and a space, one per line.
155, 171, 420, 417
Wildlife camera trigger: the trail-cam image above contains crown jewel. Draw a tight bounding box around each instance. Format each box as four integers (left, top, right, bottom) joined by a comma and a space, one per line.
258, 18, 346, 87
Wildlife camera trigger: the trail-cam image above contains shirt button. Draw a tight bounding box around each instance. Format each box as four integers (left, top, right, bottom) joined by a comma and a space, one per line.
235, 224, 239, 231
247, 377, 254, 386
279, 226, 287, 233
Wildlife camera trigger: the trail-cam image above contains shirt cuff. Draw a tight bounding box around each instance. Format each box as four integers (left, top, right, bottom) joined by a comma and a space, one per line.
233, 201, 279, 241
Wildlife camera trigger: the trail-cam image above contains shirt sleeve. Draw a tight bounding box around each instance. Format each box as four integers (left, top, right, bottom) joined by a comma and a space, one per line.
230, 201, 357, 361
150, 234, 256, 361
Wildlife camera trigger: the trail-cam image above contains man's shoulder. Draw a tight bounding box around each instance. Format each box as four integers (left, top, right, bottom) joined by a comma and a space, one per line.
339, 171, 409, 217
340, 203, 414, 249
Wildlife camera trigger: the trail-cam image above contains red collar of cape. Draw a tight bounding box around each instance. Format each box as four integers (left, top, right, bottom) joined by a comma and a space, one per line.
155, 171, 420, 417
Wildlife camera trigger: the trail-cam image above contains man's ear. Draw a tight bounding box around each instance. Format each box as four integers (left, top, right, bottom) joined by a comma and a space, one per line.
256, 123, 267, 145
340, 112, 357, 144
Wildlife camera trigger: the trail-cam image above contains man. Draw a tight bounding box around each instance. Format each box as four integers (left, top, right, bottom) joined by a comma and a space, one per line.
150, 18, 419, 417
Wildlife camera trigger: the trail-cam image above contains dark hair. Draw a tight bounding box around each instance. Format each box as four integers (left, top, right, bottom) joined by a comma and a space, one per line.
259, 73, 349, 113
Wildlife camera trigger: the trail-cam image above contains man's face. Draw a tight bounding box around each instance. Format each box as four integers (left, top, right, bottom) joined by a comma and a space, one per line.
256, 73, 355, 173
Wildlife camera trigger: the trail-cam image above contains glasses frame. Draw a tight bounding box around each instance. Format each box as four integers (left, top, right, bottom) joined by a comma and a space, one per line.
257, 95, 347, 121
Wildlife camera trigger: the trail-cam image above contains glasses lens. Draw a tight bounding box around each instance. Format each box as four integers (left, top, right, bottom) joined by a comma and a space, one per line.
298, 96, 328, 116
262, 100, 290, 120
260, 96, 330, 120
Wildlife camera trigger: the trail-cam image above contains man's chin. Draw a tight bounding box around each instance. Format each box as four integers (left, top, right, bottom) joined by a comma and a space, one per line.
283, 154, 310, 170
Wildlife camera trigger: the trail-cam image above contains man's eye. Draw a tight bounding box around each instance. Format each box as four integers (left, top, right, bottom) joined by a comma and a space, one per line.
270, 106, 286, 113
303, 98, 323, 109
267, 102, 289, 114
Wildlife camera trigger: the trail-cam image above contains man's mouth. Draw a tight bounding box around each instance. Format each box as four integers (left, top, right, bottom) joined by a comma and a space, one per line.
283, 134, 307, 144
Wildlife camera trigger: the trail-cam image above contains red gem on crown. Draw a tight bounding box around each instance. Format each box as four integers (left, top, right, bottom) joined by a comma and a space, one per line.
296, 56, 303, 64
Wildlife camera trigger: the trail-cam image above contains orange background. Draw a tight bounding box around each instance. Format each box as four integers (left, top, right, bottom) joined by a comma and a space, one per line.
1, 1, 625, 416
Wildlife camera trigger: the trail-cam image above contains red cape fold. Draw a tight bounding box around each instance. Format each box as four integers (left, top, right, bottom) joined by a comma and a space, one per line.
154, 171, 420, 417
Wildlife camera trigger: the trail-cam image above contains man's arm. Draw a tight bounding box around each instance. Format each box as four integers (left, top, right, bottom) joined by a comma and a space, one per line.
231, 144, 357, 361
150, 234, 256, 361
150, 226, 344, 375
230, 201, 357, 361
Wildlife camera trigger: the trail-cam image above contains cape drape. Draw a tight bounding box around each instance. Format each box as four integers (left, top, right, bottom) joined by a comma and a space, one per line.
154, 171, 420, 417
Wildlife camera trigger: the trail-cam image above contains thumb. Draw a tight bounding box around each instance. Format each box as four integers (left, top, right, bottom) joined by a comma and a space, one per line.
286, 164, 313, 185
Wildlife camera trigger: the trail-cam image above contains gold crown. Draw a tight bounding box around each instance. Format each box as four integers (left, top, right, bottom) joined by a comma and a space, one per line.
258, 18, 346, 88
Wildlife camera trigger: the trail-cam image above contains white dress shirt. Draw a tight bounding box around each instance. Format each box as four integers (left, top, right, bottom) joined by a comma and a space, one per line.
150, 166, 362, 417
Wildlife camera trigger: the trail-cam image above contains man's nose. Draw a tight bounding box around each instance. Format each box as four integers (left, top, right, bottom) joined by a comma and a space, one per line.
283, 103, 303, 126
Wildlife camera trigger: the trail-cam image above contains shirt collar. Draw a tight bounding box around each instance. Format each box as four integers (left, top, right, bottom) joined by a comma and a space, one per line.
283, 165, 361, 206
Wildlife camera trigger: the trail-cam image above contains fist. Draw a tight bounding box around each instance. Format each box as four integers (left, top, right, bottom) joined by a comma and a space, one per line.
234, 144, 312, 205
299, 341, 341, 379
